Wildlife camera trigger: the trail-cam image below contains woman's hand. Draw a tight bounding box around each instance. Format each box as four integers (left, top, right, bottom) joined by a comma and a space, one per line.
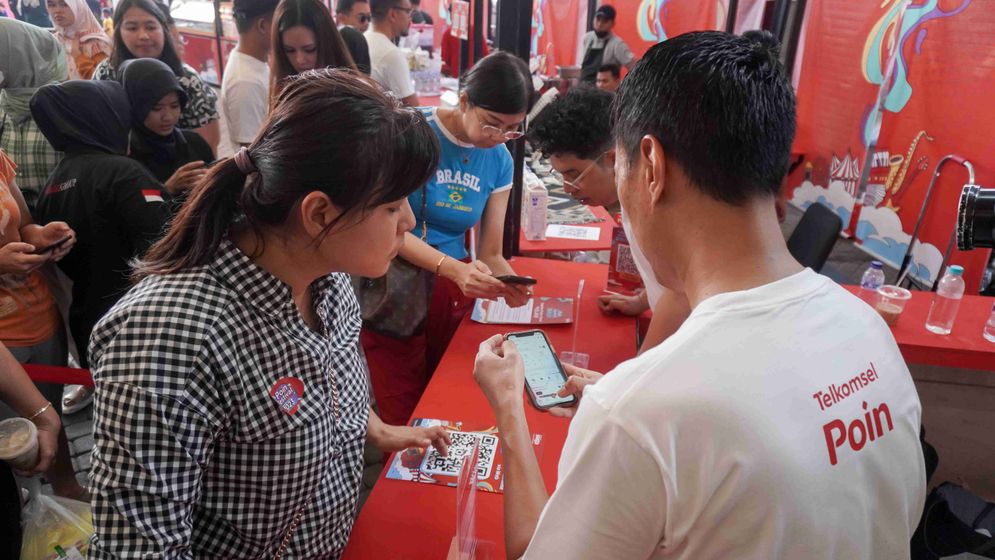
0, 242, 48, 274
370, 422, 451, 456
547, 362, 604, 419
21, 222, 76, 263
164, 161, 207, 195
443, 259, 506, 300
14, 406, 61, 476
500, 283, 532, 308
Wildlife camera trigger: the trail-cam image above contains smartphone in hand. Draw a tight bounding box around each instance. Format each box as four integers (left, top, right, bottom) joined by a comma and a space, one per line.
505, 330, 576, 410
496, 275, 538, 286
32, 235, 72, 255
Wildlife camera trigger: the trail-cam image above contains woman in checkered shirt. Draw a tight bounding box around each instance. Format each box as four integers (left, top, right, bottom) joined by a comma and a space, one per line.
86, 69, 451, 559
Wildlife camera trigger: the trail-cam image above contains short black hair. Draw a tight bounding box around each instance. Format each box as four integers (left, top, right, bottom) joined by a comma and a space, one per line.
597, 63, 620, 79
613, 30, 796, 205
233, 0, 280, 33
370, 0, 401, 21
461, 51, 535, 115
336, 0, 368, 14
529, 86, 613, 160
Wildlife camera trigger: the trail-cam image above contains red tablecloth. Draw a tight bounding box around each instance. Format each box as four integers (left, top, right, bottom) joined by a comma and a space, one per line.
518, 205, 617, 254
844, 286, 995, 371
344, 257, 637, 559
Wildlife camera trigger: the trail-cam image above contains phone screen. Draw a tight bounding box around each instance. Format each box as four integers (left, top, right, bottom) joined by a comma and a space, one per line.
510, 331, 575, 409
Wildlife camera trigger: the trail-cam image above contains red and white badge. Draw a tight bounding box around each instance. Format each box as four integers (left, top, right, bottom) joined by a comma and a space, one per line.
270, 376, 305, 416
142, 189, 164, 203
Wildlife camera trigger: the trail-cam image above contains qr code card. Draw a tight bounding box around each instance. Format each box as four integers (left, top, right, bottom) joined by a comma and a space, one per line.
421, 431, 499, 481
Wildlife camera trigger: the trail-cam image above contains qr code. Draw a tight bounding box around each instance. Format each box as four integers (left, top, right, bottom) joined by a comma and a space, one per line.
616, 244, 638, 275
422, 431, 499, 480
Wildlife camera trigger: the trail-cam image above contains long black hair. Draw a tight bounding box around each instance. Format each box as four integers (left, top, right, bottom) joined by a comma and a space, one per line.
136, 69, 440, 278
109, 0, 184, 75
460, 51, 536, 115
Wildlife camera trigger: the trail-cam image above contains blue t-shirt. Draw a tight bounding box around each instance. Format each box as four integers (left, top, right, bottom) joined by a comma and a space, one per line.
410, 107, 514, 259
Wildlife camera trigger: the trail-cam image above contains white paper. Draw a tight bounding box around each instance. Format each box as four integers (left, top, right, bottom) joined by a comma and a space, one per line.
544, 224, 601, 241
476, 298, 534, 324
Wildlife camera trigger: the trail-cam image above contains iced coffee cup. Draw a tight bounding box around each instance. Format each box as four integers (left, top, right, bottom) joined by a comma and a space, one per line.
0, 418, 39, 471
876, 285, 912, 327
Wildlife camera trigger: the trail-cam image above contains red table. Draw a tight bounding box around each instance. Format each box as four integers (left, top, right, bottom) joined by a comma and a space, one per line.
344, 257, 637, 559
844, 286, 995, 371
518, 205, 617, 254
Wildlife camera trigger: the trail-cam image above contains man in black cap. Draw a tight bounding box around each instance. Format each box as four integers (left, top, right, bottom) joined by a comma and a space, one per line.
579, 4, 635, 84
217, 0, 279, 158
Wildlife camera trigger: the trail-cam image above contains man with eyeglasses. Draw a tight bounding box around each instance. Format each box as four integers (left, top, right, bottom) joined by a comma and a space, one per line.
367, 0, 417, 106
529, 86, 691, 352
335, 0, 372, 75
336, 0, 372, 32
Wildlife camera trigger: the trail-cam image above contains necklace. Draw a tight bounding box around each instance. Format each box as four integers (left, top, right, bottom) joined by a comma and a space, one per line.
443, 109, 473, 164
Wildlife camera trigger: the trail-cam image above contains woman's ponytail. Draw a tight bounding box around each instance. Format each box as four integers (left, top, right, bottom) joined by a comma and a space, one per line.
133, 158, 249, 280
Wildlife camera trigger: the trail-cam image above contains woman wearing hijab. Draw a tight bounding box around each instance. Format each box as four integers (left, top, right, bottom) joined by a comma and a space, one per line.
46, 0, 114, 80
121, 59, 214, 196
93, 0, 220, 149
31, 80, 170, 370
0, 18, 67, 212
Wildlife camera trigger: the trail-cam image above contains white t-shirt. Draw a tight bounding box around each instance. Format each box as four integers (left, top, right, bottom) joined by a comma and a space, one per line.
525, 270, 926, 560
365, 29, 414, 99
217, 50, 270, 159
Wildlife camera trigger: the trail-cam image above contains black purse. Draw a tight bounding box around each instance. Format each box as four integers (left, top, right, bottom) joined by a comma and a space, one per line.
352, 186, 435, 339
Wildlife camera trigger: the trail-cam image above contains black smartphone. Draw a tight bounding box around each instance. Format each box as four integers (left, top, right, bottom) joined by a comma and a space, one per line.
32, 235, 71, 255
496, 275, 538, 286
505, 330, 577, 410
202, 159, 220, 169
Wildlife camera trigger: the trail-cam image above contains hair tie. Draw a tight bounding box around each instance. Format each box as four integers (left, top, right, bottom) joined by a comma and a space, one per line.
233, 147, 257, 175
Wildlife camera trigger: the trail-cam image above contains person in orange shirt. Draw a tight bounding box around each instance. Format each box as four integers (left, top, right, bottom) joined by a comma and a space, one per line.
46, 0, 113, 79
0, 149, 86, 501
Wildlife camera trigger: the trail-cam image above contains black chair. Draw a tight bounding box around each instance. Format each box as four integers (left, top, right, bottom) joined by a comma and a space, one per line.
787, 202, 843, 272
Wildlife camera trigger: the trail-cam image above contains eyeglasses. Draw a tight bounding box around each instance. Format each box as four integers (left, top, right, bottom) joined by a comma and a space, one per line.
562, 152, 608, 190
476, 108, 525, 141
358, 14, 371, 23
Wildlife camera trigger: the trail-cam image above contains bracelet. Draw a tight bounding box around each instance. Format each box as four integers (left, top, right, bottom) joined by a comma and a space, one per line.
26, 401, 52, 421
435, 255, 448, 276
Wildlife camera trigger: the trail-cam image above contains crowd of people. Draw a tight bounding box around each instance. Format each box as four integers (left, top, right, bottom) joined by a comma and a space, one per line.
0, 0, 929, 557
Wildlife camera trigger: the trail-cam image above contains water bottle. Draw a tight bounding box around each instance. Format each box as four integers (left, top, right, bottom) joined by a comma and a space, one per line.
858, 261, 886, 307
925, 265, 965, 335
983, 304, 995, 343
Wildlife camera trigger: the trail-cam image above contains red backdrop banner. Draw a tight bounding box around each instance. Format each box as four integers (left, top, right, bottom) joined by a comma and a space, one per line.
788, 0, 994, 290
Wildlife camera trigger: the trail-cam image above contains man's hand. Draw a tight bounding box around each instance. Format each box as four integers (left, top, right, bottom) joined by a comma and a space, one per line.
473, 334, 526, 413
369, 422, 451, 456
548, 362, 604, 418
597, 290, 650, 317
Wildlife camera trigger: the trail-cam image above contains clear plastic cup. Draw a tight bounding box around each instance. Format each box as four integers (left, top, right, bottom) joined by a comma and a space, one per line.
0, 417, 39, 470
876, 285, 912, 327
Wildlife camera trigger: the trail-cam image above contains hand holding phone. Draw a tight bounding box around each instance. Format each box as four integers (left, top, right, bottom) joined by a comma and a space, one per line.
32, 235, 72, 255
505, 330, 577, 410
495, 275, 538, 286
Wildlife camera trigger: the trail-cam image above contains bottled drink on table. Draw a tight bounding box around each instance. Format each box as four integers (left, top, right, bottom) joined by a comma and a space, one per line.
859, 261, 886, 306
925, 265, 965, 335
984, 304, 995, 343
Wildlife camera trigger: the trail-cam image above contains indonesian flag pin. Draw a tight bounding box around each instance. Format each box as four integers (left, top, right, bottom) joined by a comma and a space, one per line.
270, 377, 305, 416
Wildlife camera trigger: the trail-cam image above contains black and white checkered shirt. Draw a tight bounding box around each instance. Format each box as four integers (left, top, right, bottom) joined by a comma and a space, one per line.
87, 239, 370, 559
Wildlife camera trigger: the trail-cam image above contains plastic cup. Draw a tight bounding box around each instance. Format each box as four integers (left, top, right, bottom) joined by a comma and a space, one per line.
0, 418, 39, 471
876, 285, 912, 327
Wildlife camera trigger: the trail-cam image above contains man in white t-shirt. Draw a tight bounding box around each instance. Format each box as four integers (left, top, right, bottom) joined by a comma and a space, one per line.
217, 0, 277, 158
366, 0, 417, 106
474, 30, 926, 559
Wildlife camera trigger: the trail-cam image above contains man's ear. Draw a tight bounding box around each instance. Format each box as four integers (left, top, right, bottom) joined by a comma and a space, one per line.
640, 135, 666, 206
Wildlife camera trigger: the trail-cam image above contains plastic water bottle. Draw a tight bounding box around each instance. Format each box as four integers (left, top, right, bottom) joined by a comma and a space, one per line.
858, 261, 886, 307
925, 265, 965, 335
983, 304, 995, 343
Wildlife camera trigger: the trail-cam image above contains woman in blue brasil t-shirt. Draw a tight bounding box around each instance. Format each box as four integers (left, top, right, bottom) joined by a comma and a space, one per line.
362, 52, 535, 426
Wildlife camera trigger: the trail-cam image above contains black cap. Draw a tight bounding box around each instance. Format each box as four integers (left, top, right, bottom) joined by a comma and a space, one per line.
594, 5, 616, 20
233, 0, 280, 22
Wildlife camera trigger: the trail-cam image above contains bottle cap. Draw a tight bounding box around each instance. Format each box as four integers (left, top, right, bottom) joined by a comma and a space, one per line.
949, 265, 964, 276
870, 261, 883, 269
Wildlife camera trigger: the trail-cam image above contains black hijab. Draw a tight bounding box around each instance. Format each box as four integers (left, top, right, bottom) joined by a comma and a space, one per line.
29, 80, 131, 155
120, 58, 189, 164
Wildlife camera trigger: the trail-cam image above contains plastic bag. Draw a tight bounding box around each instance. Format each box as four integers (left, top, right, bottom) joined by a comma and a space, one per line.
20, 478, 93, 560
